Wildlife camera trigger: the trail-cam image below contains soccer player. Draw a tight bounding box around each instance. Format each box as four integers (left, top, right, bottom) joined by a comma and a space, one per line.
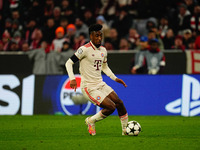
65, 24, 128, 136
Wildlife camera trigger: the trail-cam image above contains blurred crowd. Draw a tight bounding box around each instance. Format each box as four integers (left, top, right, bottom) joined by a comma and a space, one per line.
1, 0, 200, 52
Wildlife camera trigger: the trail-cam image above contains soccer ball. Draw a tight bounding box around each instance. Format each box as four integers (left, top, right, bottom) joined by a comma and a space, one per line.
126, 120, 141, 136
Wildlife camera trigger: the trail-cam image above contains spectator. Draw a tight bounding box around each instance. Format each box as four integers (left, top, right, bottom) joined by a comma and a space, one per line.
53, 7, 62, 28
74, 17, 89, 39
96, 15, 110, 38
183, 29, 193, 49
146, 17, 158, 35
30, 29, 43, 50
8, 39, 20, 51
4, 18, 12, 35
25, 19, 37, 45
159, 16, 170, 38
117, 0, 134, 9
1, 30, 10, 51
60, 0, 71, 16
119, 38, 130, 50
61, 41, 72, 52
11, 10, 23, 26
171, 35, 186, 51
104, 38, 114, 50
146, 38, 166, 74
190, 5, 200, 36
65, 24, 76, 49
162, 29, 175, 49
73, 32, 87, 50
83, 9, 96, 27
51, 26, 68, 52
60, 18, 69, 34
107, 28, 120, 50
42, 18, 56, 44
99, 0, 117, 20
44, 0, 54, 18
11, 19, 23, 37
176, 3, 191, 35
194, 35, 200, 50
131, 36, 149, 74
11, 10, 24, 37
1, 0, 200, 54
111, 6, 133, 39
185, 0, 196, 15
64, 8, 75, 24
21, 42, 30, 52
132, 19, 146, 36
27, 0, 43, 26
0, 0, 10, 20
76, 0, 102, 18
13, 31, 24, 50
132, 17, 158, 36
0, 41, 3, 51
126, 28, 140, 49
147, 30, 164, 50
0, 13, 3, 36
187, 37, 196, 50
41, 40, 51, 53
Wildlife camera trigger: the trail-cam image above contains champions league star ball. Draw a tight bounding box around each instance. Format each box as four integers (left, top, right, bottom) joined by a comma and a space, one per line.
126, 121, 141, 136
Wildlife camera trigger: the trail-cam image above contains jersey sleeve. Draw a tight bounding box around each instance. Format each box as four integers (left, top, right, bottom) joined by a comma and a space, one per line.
74, 47, 86, 60
103, 50, 107, 63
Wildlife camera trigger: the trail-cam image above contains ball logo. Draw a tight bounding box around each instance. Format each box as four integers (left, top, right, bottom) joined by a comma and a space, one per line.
101, 53, 104, 57
60, 75, 91, 115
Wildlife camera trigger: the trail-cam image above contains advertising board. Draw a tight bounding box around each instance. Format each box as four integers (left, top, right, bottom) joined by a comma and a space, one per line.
0, 74, 200, 116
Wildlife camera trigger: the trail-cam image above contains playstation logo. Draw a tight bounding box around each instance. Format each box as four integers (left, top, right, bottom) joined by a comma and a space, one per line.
165, 74, 200, 116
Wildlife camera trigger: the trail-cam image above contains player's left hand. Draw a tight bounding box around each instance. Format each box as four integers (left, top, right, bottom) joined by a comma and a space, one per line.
115, 78, 127, 87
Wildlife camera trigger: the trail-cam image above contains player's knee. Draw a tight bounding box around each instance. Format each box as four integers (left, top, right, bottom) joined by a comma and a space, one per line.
111, 95, 123, 104
109, 103, 116, 113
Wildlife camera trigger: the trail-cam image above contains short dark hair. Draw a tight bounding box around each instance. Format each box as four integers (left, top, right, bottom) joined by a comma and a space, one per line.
89, 24, 102, 35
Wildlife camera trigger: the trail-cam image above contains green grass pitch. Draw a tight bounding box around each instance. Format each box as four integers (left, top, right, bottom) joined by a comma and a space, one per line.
0, 115, 200, 150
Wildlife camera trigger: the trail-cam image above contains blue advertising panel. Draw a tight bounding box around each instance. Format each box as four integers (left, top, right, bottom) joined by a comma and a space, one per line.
42, 74, 200, 116
1, 74, 199, 116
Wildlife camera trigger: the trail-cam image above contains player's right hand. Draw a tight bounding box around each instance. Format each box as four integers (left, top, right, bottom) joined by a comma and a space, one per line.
70, 79, 77, 92
115, 78, 127, 88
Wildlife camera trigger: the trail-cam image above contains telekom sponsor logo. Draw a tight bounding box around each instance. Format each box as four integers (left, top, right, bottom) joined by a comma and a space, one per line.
165, 75, 200, 116
94, 60, 102, 70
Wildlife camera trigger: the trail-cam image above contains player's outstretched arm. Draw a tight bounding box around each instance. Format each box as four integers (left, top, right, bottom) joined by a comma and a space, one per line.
115, 78, 127, 88
102, 63, 127, 87
65, 57, 77, 92
102, 62, 117, 80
